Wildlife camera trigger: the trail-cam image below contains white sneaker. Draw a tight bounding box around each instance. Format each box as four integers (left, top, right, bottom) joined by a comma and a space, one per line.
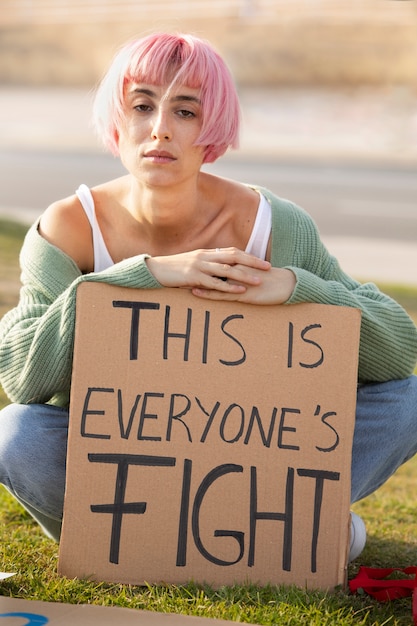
349, 511, 366, 562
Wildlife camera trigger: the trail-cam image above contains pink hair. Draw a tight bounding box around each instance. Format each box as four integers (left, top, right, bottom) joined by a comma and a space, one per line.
92, 33, 240, 163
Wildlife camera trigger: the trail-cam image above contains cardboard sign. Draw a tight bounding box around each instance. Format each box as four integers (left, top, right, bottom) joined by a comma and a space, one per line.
0, 597, 253, 625
59, 284, 361, 589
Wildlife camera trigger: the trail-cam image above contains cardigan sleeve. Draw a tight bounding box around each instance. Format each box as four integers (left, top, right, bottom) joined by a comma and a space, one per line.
278, 201, 417, 382
0, 223, 161, 406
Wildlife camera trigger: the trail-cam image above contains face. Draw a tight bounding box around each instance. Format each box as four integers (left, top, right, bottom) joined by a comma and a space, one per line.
117, 82, 206, 188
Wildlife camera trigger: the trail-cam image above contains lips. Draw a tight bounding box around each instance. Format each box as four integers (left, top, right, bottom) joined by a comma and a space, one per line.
144, 150, 176, 163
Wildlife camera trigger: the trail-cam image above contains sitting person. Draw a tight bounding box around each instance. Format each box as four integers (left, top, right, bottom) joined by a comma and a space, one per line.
0, 33, 416, 561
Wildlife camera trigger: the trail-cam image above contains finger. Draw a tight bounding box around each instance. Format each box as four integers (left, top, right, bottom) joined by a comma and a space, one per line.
212, 247, 271, 271
210, 263, 264, 286
192, 286, 244, 301
227, 264, 264, 286
209, 261, 233, 282
209, 274, 247, 291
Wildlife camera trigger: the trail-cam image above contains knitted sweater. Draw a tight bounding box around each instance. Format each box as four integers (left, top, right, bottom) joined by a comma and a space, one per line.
1, 188, 416, 407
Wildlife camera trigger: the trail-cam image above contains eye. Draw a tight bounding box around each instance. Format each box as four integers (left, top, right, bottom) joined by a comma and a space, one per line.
176, 109, 196, 119
134, 103, 152, 113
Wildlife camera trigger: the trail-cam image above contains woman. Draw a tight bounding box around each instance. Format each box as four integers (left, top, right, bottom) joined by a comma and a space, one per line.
0, 33, 416, 557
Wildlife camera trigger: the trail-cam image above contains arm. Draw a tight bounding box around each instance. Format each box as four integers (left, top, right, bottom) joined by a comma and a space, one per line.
188, 191, 417, 382
0, 222, 161, 406
287, 249, 417, 382
0, 210, 270, 406
274, 197, 417, 382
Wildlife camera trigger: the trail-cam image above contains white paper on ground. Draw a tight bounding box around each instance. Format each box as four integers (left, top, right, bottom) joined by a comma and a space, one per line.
0, 573, 15, 581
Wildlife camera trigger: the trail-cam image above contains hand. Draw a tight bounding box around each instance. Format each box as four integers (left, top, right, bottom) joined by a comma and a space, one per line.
192, 266, 296, 305
146, 247, 271, 294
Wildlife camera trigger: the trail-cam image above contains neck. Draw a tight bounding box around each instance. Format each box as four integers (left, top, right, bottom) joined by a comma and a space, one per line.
127, 175, 210, 250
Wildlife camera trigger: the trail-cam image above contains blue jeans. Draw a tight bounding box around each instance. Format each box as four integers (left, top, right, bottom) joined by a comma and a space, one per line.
1, 376, 417, 541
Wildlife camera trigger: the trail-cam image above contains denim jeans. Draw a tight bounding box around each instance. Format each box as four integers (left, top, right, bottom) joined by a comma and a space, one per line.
1, 375, 416, 541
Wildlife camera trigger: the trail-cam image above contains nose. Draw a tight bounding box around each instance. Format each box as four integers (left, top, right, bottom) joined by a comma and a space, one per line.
151, 109, 171, 141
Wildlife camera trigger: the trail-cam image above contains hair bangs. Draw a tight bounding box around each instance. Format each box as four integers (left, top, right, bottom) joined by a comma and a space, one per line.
93, 32, 240, 161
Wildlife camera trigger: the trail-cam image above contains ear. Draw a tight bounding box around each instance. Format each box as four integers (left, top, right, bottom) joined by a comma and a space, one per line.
203, 144, 224, 164
109, 129, 121, 157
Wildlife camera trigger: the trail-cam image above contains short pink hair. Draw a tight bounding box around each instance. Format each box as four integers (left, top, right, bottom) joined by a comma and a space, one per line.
92, 32, 241, 163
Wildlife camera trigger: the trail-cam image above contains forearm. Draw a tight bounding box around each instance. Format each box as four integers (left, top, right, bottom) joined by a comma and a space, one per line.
0, 254, 161, 405
287, 266, 417, 381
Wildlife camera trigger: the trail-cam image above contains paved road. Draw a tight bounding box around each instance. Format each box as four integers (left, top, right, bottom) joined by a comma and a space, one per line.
207, 159, 417, 243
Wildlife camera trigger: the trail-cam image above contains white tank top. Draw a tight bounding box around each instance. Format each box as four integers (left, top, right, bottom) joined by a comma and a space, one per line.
75, 184, 272, 272
76, 184, 113, 272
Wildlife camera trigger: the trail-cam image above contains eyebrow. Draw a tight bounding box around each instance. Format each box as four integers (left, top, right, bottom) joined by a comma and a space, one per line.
130, 87, 201, 105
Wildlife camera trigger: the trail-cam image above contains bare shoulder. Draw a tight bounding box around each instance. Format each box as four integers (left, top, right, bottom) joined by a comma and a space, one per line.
201, 173, 261, 249
213, 175, 260, 218
39, 193, 93, 272
202, 172, 259, 213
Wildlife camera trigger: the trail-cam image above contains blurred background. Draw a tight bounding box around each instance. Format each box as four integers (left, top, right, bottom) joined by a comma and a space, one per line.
1, 0, 416, 88
0, 0, 416, 285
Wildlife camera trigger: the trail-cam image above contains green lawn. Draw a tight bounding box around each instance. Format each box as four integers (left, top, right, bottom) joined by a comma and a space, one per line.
1, 218, 417, 625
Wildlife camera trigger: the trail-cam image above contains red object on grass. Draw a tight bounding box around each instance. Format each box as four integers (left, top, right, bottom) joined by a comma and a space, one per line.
349, 566, 417, 624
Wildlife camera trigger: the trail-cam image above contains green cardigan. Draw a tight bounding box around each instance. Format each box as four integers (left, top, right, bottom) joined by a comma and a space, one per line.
1, 188, 416, 407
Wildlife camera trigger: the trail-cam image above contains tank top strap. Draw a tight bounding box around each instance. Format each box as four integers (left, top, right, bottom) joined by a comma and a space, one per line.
75, 184, 271, 270
245, 193, 272, 260
75, 184, 114, 272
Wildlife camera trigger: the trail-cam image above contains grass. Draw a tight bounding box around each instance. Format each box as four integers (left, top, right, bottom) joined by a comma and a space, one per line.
1, 217, 417, 624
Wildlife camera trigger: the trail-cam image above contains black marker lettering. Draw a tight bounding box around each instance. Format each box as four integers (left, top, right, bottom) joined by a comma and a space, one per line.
89, 453, 176, 565
80, 387, 114, 439
300, 324, 324, 368
287, 321, 294, 368
192, 464, 244, 566
137, 392, 163, 441
166, 394, 193, 442
249, 466, 294, 570
314, 405, 340, 452
219, 404, 245, 443
117, 390, 141, 440
278, 408, 300, 450
297, 468, 340, 572
196, 397, 221, 443
163, 305, 192, 361
219, 315, 246, 366
244, 406, 278, 448
202, 310, 210, 364
176, 458, 192, 566
112, 300, 160, 360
